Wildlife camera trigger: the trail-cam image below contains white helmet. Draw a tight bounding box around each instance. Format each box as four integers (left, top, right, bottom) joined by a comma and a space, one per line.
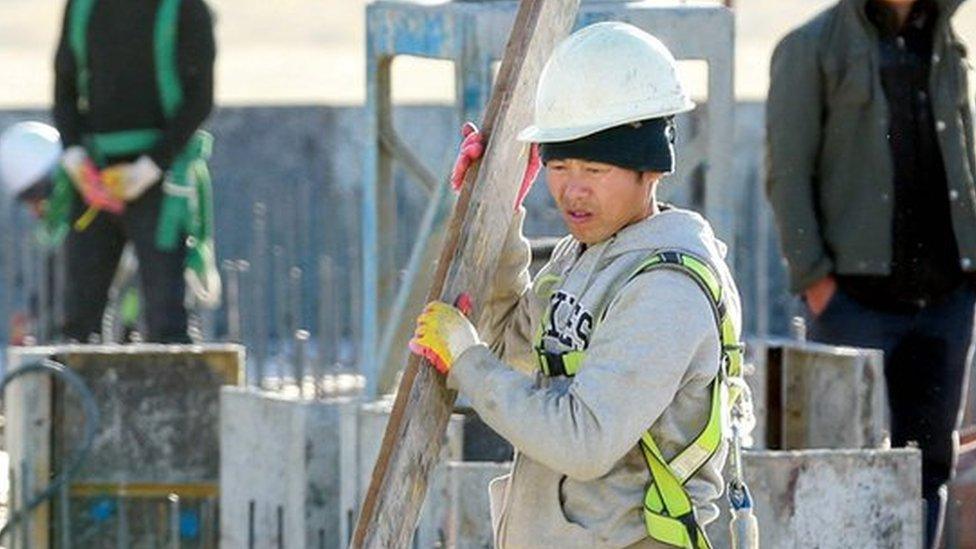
0, 121, 62, 197
518, 22, 694, 143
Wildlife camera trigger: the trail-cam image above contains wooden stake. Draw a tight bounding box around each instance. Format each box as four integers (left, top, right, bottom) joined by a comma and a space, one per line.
351, 1, 580, 546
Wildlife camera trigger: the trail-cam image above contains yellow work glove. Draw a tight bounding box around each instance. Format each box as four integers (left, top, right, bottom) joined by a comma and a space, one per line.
61, 145, 125, 214
101, 155, 162, 202
408, 300, 481, 375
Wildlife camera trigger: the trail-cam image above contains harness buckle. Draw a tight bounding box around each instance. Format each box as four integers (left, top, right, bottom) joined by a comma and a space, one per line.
538, 349, 569, 377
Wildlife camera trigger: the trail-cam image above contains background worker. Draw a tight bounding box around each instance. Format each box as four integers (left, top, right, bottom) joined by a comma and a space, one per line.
409, 23, 744, 548
0, 121, 65, 344
53, 0, 219, 343
0, 121, 62, 218
766, 0, 976, 545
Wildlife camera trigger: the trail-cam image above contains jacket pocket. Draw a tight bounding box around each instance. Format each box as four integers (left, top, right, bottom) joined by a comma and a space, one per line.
501, 458, 600, 548
553, 475, 600, 542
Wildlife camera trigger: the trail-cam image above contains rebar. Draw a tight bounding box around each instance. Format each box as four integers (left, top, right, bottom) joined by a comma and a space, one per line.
251, 202, 269, 387
168, 493, 181, 549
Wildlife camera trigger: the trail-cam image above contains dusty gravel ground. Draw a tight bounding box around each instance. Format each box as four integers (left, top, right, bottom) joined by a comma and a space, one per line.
0, 0, 974, 107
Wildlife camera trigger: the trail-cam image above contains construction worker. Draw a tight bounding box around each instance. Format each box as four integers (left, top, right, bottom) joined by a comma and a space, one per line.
0, 121, 64, 344
52, 0, 220, 343
0, 121, 62, 217
766, 0, 975, 545
410, 23, 745, 548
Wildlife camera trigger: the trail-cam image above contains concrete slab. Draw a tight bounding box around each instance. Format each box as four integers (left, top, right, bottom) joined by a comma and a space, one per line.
708, 449, 923, 549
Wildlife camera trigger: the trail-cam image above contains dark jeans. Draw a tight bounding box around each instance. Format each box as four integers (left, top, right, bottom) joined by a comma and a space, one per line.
808, 283, 975, 547
63, 184, 190, 343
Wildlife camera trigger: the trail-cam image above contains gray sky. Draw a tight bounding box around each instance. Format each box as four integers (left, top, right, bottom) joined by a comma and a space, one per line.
1, 0, 973, 107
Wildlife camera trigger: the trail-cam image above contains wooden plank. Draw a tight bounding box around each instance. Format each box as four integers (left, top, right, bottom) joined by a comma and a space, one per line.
350, 1, 580, 546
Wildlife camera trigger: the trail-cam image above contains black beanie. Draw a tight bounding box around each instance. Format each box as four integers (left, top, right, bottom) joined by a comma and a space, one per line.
539, 117, 676, 173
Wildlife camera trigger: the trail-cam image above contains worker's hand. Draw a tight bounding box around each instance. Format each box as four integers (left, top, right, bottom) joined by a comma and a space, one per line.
102, 155, 162, 202
804, 275, 837, 317
61, 146, 125, 214
408, 299, 481, 375
449, 122, 542, 210
450, 122, 484, 191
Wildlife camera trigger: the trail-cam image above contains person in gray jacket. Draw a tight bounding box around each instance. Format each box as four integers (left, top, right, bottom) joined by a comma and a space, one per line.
410, 23, 743, 548
766, 0, 975, 545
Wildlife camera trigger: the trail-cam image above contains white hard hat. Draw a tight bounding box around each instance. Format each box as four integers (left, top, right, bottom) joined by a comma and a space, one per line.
518, 22, 694, 143
0, 121, 62, 197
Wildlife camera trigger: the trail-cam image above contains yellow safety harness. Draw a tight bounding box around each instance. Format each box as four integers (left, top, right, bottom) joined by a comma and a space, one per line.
535, 250, 744, 548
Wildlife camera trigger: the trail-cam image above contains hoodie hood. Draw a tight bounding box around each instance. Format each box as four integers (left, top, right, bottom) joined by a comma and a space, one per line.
600, 206, 729, 265
535, 205, 739, 359
550, 206, 732, 298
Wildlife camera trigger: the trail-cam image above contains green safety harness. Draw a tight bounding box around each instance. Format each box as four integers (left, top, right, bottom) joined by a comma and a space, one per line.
535, 250, 745, 549
43, 0, 220, 308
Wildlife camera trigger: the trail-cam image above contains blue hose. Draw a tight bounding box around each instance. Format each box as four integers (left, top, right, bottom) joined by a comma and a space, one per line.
0, 358, 99, 542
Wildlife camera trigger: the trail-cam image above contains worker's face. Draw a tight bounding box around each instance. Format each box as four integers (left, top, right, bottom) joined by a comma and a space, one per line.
545, 158, 658, 245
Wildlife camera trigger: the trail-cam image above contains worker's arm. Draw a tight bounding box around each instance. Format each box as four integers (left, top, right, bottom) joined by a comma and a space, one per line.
148, 0, 215, 171
449, 270, 715, 481
53, 0, 85, 149
476, 207, 541, 374
765, 27, 833, 293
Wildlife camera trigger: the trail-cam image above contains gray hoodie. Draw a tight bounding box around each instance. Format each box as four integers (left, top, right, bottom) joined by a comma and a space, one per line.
448, 205, 742, 548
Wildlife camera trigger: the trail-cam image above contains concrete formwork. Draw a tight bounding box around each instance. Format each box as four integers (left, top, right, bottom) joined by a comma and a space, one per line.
5, 344, 243, 548
443, 461, 510, 549
357, 397, 465, 548
751, 338, 889, 450
219, 385, 361, 549
709, 449, 923, 549
218, 394, 463, 548
399, 449, 922, 548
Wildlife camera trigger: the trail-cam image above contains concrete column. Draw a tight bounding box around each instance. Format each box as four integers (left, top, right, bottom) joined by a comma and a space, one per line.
220, 385, 362, 549
5, 343, 243, 548
357, 397, 464, 547
754, 339, 889, 450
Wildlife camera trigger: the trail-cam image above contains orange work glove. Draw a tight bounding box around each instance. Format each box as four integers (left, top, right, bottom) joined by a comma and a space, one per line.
448, 123, 542, 211
101, 155, 162, 202
61, 146, 125, 214
408, 300, 481, 375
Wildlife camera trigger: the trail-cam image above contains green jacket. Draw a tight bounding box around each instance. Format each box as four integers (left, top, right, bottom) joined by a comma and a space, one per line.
765, 0, 976, 293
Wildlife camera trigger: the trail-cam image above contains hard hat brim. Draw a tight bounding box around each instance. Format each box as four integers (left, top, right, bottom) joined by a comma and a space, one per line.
517, 100, 695, 143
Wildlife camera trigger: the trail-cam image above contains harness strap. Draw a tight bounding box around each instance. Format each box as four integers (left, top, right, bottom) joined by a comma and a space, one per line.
68, 0, 97, 114
70, 0, 184, 120
155, 0, 184, 119
70, 0, 184, 162
534, 250, 742, 548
